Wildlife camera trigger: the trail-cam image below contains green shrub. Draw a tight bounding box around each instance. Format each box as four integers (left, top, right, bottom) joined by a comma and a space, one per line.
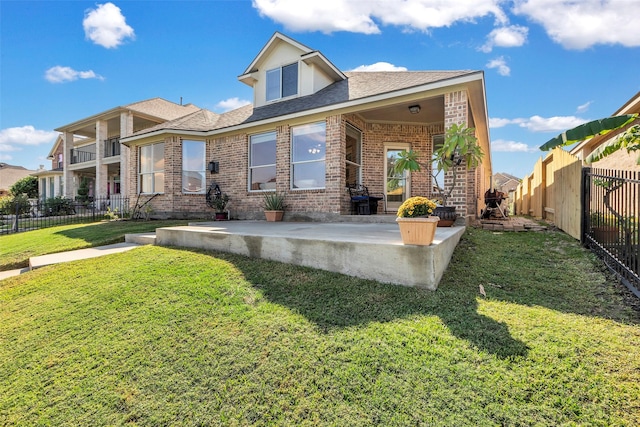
44, 196, 76, 216
0, 194, 31, 215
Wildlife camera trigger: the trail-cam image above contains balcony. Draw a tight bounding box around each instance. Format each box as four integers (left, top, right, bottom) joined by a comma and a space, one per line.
70, 146, 96, 164
104, 137, 121, 158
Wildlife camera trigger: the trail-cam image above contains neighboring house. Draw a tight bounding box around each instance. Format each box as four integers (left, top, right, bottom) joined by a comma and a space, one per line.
54, 98, 200, 201
120, 32, 493, 221
570, 91, 640, 170
492, 172, 520, 214
493, 172, 520, 194
0, 163, 35, 197
31, 135, 65, 200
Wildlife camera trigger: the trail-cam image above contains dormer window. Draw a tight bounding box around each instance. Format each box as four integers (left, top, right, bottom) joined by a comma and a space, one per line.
266, 62, 298, 102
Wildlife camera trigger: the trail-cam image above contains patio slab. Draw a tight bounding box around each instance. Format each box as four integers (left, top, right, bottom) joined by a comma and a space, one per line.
154, 221, 465, 290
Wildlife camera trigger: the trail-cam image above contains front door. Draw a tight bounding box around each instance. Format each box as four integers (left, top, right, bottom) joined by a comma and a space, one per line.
384, 144, 410, 212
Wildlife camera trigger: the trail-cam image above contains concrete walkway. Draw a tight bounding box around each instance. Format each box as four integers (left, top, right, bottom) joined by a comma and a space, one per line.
0, 242, 141, 281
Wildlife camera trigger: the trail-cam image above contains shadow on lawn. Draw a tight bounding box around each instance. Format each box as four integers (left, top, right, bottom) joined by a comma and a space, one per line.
213, 251, 530, 360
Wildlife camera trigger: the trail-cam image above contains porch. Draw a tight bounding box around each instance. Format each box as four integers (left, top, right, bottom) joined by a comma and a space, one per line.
128, 219, 465, 290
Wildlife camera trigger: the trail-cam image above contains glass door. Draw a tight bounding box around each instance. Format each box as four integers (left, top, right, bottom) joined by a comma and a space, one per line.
384, 145, 410, 212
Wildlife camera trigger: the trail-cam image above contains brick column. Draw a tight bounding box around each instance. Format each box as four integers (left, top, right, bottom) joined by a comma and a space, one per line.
444, 90, 470, 217
63, 132, 74, 198
95, 120, 109, 198
120, 111, 133, 196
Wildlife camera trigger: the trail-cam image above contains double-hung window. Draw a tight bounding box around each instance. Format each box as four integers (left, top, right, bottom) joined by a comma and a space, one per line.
291, 122, 326, 189
249, 131, 277, 191
345, 124, 362, 186
139, 142, 164, 193
266, 63, 298, 102
182, 140, 206, 193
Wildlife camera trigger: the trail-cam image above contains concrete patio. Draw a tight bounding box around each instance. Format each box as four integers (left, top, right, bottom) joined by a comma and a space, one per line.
129, 220, 465, 290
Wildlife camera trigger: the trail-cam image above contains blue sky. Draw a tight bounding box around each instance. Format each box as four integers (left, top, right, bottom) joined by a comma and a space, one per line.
2, 0, 639, 178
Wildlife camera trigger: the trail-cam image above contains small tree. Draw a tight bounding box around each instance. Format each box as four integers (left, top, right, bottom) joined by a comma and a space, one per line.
393, 123, 484, 206
76, 177, 90, 204
10, 176, 38, 198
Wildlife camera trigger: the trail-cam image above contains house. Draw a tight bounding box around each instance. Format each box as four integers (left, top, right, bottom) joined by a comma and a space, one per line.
119, 32, 492, 221
570, 91, 640, 170
31, 135, 65, 200
54, 98, 200, 202
0, 163, 36, 197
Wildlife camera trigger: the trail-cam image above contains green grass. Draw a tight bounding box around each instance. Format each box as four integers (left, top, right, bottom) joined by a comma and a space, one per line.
1, 225, 639, 425
0, 220, 191, 271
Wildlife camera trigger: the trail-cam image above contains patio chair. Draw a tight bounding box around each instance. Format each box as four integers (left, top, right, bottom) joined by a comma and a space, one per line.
347, 184, 383, 215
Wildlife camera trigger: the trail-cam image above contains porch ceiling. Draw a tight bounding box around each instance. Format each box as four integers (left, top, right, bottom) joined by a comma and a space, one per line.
357, 96, 444, 124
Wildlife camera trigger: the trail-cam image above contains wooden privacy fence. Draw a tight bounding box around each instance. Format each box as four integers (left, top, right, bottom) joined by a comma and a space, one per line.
514, 148, 582, 239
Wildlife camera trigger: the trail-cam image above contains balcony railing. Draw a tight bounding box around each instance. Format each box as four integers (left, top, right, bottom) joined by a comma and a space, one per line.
105, 137, 121, 158
70, 147, 96, 164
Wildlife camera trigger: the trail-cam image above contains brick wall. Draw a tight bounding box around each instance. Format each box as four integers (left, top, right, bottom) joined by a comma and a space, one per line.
125, 94, 481, 219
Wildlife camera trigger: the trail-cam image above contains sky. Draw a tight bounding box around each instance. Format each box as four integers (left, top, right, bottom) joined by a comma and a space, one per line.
2, 0, 640, 179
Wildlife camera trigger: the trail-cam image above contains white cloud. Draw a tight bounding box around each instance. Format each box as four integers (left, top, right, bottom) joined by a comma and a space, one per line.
350, 62, 408, 72
480, 25, 528, 52
489, 115, 588, 132
215, 97, 251, 112
489, 117, 517, 128
491, 139, 537, 152
83, 2, 135, 48
513, 0, 640, 49
486, 56, 510, 76
522, 115, 586, 132
45, 66, 104, 83
576, 101, 593, 114
252, 0, 506, 34
0, 126, 58, 158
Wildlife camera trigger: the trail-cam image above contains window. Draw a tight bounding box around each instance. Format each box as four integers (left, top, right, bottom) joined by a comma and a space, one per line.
57, 153, 63, 169
182, 140, 206, 193
139, 142, 164, 193
291, 122, 326, 189
345, 124, 362, 186
266, 63, 298, 101
249, 131, 277, 191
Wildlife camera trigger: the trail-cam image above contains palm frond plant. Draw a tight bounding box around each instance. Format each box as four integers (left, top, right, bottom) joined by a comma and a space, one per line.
393, 123, 484, 207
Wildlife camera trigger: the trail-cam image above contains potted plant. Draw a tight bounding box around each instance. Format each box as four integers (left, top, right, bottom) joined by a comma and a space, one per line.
211, 193, 230, 220
262, 192, 285, 221
393, 123, 484, 226
395, 196, 439, 245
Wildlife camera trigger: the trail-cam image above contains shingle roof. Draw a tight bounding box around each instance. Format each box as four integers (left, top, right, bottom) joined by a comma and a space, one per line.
125, 98, 201, 120
127, 70, 478, 138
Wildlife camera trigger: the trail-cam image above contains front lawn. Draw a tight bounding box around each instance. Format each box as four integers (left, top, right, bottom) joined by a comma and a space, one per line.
0, 220, 191, 271
1, 226, 639, 425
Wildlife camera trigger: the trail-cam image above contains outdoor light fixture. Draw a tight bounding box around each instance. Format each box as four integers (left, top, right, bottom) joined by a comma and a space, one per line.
208, 161, 219, 174
408, 104, 421, 114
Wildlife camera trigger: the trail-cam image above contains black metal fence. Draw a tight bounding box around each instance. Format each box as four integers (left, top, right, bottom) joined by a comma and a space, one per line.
582, 168, 640, 297
0, 196, 130, 235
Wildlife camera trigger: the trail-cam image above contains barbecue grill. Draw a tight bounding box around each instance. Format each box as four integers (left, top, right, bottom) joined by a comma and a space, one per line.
482, 188, 508, 219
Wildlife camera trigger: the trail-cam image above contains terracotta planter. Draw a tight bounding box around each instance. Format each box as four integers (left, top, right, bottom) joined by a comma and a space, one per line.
396, 216, 439, 246
215, 212, 228, 221
434, 206, 457, 227
264, 210, 284, 222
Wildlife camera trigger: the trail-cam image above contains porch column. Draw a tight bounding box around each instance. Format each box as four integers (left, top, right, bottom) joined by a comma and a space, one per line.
120, 112, 133, 198
95, 119, 108, 198
444, 90, 471, 217
63, 132, 74, 198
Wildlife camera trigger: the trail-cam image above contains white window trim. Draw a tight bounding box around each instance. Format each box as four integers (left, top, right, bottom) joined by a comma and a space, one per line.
290, 122, 326, 190
266, 62, 299, 102
248, 131, 277, 192
138, 142, 164, 194
181, 140, 206, 194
